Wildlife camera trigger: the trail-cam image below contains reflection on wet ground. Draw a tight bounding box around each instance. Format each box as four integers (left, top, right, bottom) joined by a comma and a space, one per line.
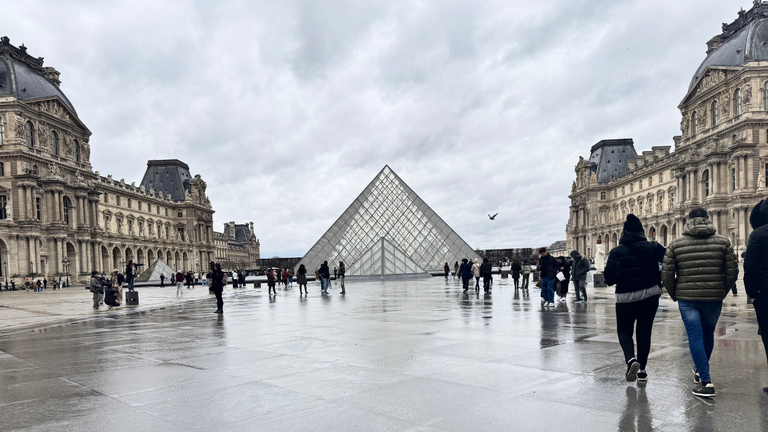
1, 277, 767, 431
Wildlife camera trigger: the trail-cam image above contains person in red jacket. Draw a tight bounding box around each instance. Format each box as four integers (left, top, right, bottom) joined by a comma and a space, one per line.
175, 270, 184, 297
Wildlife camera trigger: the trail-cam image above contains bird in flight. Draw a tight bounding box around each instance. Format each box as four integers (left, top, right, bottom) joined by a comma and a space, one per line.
488, 213, 498, 220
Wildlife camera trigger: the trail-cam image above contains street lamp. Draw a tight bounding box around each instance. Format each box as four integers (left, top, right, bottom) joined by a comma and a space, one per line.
62, 258, 70, 287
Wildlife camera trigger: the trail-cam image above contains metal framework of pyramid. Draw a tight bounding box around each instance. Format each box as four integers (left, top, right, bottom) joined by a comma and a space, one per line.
135, 259, 175, 282
296, 166, 480, 275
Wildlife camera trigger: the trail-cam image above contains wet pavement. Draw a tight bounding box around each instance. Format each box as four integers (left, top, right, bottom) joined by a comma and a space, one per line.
1, 277, 767, 431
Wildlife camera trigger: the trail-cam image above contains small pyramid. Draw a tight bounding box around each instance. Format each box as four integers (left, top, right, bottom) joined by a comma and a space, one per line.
297, 166, 480, 274
135, 259, 175, 282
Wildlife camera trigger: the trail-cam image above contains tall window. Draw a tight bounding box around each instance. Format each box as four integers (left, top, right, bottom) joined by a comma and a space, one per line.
50, 131, 58, 155
630, 183, 634, 192
622, 186, 626, 195
764, 81, 768, 110
177, 210, 183, 218
734, 89, 742, 116
703, 170, 710, 197
648, 176, 653, 187
659, 172, 663, 183
0, 116, 4, 145
116, 195, 121, 206
614, 189, 617, 198
600, 191, 606, 200
711, 101, 718, 127
128, 198, 132, 209
25, 121, 34, 147
639, 180, 643, 190
692, 112, 698, 135
0, 195, 6, 219
35, 197, 41, 220
0, 162, 4, 177
732, 168, 737, 191
63, 196, 71, 225
73, 140, 80, 162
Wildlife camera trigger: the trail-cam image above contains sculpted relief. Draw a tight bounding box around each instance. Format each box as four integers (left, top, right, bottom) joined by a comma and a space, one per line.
698, 70, 726, 93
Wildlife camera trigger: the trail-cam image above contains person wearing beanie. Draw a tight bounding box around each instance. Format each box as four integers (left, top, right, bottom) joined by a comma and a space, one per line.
662, 208, 737, 398
744, 198, 768, 394
521, 260, 532, 290
570, 250, 590, 302
605, 214, 666, 384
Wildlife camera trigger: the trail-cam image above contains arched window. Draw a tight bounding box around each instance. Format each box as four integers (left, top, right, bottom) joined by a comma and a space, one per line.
73, 139, 80, 162
711, 100, 718, 127
50, 130, 59, 155
692, 112, 698, 135
703, 170, 710, 197
63, 196, 71, 225
734, 89, 742, 116
0, 116, 5, 145
25, 121, 34, 147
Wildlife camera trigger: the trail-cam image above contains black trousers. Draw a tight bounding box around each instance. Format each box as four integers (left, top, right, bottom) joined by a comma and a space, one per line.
483, 276, 492, 291
522, 274, 529, 289
616, 295, 660, 369
754, 297, 768, 364
214, 290, 223, 311
462, 277, 470, 290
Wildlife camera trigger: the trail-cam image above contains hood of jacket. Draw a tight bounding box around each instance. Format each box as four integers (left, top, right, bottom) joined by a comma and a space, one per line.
750, 199, 768, 229
619, 231, 647, 246
683, 217, 716, 237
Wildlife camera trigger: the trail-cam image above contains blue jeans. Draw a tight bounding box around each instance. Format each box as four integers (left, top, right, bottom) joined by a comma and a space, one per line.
320, 278, 328, 292
541, 277, 555, 303
127, 276, 135, 292
679, 300, 723, 384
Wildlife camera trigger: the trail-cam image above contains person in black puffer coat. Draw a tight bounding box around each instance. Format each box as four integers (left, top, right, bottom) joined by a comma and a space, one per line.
604, 214, 666, 383
479, 258, 493, 293
537, 248, 557, 306
460, 258, 473, 291
745, 198, 768, 394
511, 260, 522, 289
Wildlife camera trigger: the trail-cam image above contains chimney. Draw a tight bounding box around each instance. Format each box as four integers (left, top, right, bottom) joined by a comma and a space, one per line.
43, 67, 61, 87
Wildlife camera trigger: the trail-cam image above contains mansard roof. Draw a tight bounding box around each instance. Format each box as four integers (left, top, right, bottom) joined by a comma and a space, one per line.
0, 36, 77, 115
689, 2, 768, 91
139, 159, 193, 202
588, 139, 637, 184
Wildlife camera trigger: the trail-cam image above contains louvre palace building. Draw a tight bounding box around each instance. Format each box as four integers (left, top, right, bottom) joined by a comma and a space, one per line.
568, 3, 768, 260
0, 36, 229, 283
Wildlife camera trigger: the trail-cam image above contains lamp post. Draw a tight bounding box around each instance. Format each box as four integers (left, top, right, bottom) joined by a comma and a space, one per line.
62, 258, 70, 287
2, 261, 6, 290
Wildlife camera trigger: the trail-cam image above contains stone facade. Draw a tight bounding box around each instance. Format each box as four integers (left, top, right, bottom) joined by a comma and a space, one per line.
0, 37, 216, 284
567, 4, 768, 260
213, 222, 260, 271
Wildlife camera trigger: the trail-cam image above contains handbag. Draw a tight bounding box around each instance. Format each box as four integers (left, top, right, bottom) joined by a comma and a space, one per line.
556, 271, 566, 281
535, 280, 542, 288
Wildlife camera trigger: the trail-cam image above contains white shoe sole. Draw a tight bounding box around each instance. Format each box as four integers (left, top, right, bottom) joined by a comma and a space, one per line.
626, 361, 640, 381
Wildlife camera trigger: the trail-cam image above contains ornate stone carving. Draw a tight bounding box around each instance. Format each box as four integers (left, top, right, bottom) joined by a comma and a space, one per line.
37, 123, 49, 147
38, 100, 70, 121
743, 80, 753, 110
47, 163, 61, 178
14, 114, 25, 139
699, 70, 726, 92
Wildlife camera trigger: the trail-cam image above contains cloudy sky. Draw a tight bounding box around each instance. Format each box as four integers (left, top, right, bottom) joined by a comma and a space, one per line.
2, 0, 745, 256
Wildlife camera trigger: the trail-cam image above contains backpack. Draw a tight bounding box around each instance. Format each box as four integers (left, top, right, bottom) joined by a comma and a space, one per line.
522, 265, 532, 275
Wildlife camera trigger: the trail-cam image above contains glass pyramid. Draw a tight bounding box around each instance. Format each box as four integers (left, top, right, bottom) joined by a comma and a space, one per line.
135, 259, 175, 283
297, 165, 480, 275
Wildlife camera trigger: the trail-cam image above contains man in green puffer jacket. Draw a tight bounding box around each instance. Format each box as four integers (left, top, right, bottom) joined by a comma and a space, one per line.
661, 208, 738, 399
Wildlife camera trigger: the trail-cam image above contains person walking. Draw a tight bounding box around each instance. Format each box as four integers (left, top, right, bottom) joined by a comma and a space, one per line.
472, 259, 481, 291
511, 260, 522, 290
570, 250, 590, 303
89, 271, 102, 310
287, 268, 294, 287
661, 208, 738, 398
444, 263, 450, 279
603, 215, 666, 383
282, 269, 290, 288
211, 263, 225, 313
521, 260, 532, 290
460, 258, 473, 291
319, 261, 331, 294
454, 261, 459, 280
175, 270, 185, 297
556, 256, 571, 302
194, 272, 199, 286
744, 198, 768, 394
232, 270, 239, 288
160, 273, 166, 288
43, 278, 47, 290
267, 268, 277, 295
334, 267, 338, 279
537, 248, 557, 307
297, 264, 308, 295
338, 261, 346, 294
480, 258, 493, 293
125, 260, 136, 292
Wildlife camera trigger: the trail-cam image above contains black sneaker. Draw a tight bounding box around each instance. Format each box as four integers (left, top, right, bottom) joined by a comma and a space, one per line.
692, 382, 715, 398
693, 367, 701, 384
637, 370, 648, 382
626, 358, 640, 382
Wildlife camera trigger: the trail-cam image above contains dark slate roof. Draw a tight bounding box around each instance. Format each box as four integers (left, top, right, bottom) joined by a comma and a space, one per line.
690, 3, 768, 90
588, 139, 637, 184
140, 160, 193, 202
224, 224, 254, 243
0, 37, 77, 114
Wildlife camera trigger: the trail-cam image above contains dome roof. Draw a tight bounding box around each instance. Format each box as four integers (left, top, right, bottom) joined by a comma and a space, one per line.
0, 36, 77, 115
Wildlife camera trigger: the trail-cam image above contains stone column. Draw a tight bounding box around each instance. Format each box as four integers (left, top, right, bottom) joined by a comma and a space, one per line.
738, 156, 745, 190
96, 242, 103, 273
80, 241, 86, 275
747, 206, 754, 240
740, 206, 748, 249
26, 187, 33, 219
26, 237, 33, 274
57, 239, 64, 274
9, 235, 18, 276
34, 238, 41, 275
748, 155, 755, 190
17, 186, 25, 219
